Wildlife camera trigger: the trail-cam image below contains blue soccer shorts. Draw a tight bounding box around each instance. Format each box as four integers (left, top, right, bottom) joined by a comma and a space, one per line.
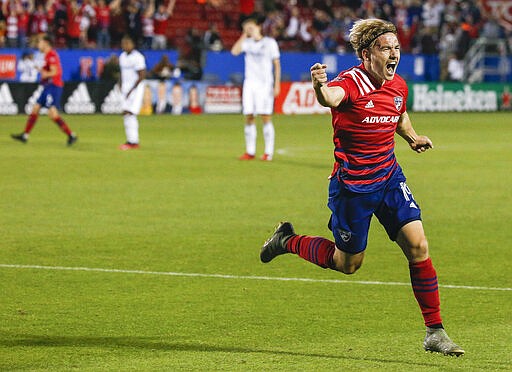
36, 84, 63, 109
327, 170, 422, 254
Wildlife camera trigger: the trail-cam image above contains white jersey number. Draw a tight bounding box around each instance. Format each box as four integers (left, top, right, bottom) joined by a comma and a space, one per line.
400, 182, 413, 201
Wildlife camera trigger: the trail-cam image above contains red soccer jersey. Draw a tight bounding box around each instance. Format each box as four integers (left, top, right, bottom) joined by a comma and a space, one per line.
42, 49, 64, 87
327, 63, 408, 193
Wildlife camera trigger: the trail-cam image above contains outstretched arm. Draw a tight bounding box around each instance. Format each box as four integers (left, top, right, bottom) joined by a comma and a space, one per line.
109, 0, 122, 10
310, 63, 345, 108
396, 111, 433, 153
144, 0, 155, 17
166, 0, 176, 15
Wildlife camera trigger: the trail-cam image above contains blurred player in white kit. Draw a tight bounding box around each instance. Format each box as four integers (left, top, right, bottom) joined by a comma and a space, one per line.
119, 35, 146, 150
231, 13, 281, 161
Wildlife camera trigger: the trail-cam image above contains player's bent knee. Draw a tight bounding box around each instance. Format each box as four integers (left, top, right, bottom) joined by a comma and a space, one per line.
48, 108, 58, 120
406, 237, 429, 262
410, 234, 428, 252
332, 249, 364, 274
332, 263, 361, 275
32, 104, 41, 115
339, 261, 362, 275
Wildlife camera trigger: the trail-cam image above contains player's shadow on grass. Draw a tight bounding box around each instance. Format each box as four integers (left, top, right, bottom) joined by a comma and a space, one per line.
3, 334, 507, 369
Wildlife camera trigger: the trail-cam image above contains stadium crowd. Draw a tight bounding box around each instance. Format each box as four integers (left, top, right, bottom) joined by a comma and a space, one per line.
1, 0, 510, 81
261, 0, 511, 80
0, 0, 179, 49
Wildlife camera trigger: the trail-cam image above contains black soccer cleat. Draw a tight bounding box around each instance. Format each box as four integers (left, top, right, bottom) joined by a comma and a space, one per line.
260, 222, 296, 263
67, 134, 78, 146
11, 133, 28, 143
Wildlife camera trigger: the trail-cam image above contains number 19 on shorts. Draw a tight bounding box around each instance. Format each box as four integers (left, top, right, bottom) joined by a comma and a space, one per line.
400, 182, 413, 201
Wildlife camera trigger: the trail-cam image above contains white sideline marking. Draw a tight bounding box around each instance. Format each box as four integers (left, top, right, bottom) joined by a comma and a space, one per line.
1, 264, 511, 292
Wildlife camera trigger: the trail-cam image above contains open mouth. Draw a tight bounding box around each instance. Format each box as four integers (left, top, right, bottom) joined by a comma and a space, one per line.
386, 62, 397, 74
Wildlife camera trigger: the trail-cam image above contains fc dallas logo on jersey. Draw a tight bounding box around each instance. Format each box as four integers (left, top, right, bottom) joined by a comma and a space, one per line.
394, 96, 403, 111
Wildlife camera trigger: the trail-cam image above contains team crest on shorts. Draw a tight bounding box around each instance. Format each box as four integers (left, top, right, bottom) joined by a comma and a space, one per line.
338, 229, 352, 242
394, 96, 403, 111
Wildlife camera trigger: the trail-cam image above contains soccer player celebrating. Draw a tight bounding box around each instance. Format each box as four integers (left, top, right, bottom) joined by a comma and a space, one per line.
11, 34, 77, 146
231, 13, 281, 161
118, 34, 146, 150
260, 19, 464, 356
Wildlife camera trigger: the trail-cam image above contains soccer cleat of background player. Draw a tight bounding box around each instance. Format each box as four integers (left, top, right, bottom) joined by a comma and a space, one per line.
260, 19, 464, 356
11, 34, 77, 146
118, 34, 146, 150
231, 13, 281, 162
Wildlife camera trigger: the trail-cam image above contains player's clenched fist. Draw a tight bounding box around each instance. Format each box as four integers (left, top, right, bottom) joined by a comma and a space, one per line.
311, 63, 328, 88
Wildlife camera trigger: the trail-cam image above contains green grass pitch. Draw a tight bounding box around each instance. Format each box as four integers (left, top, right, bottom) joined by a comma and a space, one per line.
1, 112, 511, 371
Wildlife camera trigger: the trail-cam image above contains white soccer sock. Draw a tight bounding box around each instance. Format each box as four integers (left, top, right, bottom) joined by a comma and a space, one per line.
244, 124, 257, 156
263, 122, 275, 157
123, 114, 139, 144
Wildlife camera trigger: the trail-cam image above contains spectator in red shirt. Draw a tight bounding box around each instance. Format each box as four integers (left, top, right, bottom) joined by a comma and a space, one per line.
67, 0, 81, 49
29, 3, 49, 36
17, 3, 30, 48
397, 21, 417, 53
108, 0, 125, 48
152, 0, 175, 50
95, 0, 110, 48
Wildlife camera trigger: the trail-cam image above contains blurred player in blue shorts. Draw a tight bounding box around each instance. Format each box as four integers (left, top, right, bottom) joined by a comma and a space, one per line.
11, 34, 77, 146
260, 19, 464, 356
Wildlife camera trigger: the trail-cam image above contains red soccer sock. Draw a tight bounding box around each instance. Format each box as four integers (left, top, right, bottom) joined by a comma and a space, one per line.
409, 257, 443, 327
24, 113, 38, 134
54, 117, 73, 136
285, 235, 335, 269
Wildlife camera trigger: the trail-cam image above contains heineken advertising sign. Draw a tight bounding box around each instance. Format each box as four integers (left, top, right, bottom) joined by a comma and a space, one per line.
409, 83, 511, 112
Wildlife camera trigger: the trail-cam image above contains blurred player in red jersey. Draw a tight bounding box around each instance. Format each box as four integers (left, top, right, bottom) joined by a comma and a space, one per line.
11, 34, 77, 146
260, 19, 464, 356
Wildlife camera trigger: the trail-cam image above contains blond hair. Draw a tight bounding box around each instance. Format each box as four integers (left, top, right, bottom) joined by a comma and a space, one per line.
349, 19, 397, 59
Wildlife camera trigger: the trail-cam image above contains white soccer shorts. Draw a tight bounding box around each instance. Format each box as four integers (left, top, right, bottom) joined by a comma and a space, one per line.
242, 82, 274, 116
